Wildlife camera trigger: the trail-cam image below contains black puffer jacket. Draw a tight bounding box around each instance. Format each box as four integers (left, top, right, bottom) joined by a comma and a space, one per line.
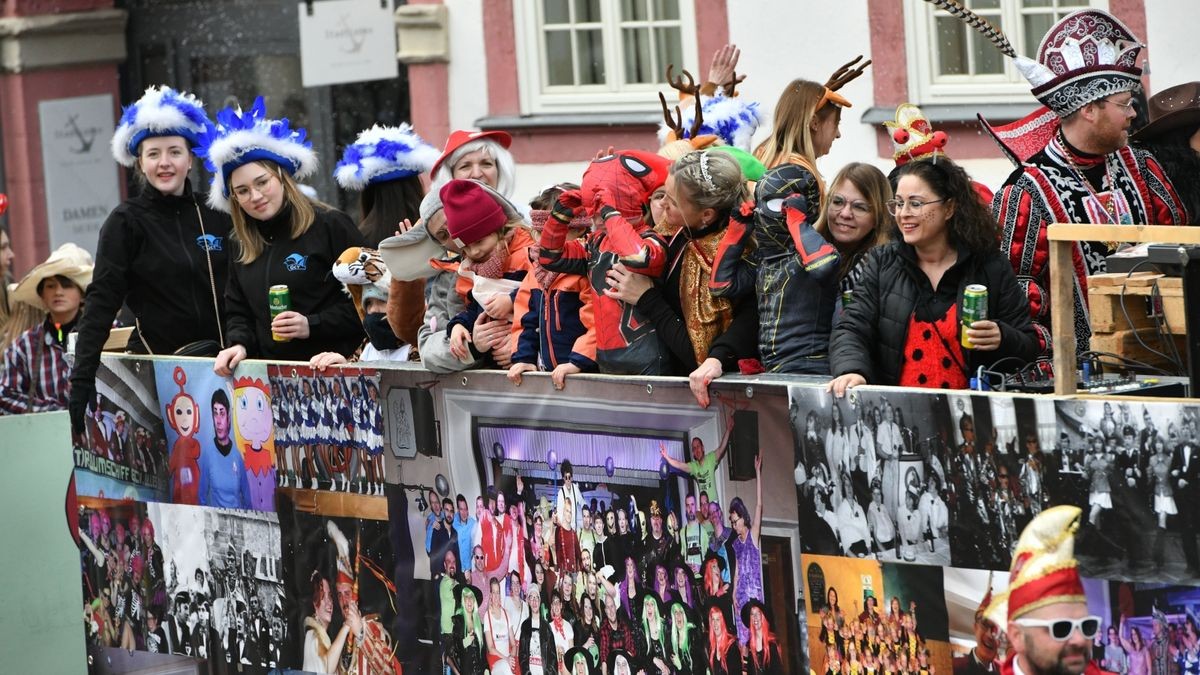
224, 203, 365, 361
73, 181, 232, 386
830, 241, 1037, 385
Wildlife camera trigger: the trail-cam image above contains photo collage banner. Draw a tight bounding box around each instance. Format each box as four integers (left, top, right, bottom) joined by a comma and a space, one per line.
68, 354, 1200, 674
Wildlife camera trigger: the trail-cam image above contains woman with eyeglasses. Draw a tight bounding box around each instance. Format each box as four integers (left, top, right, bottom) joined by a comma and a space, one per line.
814, 162, 893, 314
203, 98, 365, 375
827, 158, 1037, 396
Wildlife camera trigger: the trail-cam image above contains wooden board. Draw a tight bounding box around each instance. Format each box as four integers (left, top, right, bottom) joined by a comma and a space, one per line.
1090, 329, 1188, 370
1087, 278, 1187, 334
101, 326, 133, 351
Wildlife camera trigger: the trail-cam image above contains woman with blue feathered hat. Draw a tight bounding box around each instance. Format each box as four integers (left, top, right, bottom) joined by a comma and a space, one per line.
69, 86, 233, 438
331, 123, 439, 349
202, 97, 365, 375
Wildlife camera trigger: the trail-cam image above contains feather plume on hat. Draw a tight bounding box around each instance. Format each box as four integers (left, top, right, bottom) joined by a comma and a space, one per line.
333, 123, 440, 191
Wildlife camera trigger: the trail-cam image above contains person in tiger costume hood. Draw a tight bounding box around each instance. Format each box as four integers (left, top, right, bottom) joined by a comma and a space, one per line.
310, 245, 413, 370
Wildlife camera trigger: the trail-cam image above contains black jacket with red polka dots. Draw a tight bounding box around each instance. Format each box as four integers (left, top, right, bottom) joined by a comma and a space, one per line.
829, 241, 1038, 386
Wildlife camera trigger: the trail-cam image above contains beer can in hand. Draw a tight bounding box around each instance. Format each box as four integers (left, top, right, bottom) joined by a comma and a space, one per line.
269, 285, 291, 342
961, 284, 988, 349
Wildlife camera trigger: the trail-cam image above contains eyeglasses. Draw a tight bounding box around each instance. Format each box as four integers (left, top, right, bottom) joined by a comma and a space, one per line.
829, 195, 871, 216
886, 198, 945, 216
1012, 616, 1102, 641
232, 174, 277, 202
1098, 97, 1136, 112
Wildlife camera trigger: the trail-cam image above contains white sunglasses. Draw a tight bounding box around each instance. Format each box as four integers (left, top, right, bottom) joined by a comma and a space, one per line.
1012, 615, 1102, 641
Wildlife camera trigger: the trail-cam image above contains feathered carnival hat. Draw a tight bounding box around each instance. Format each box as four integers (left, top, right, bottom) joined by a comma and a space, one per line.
333, 123, 440, 191
885, 104, 950, 167
656, 66, 763, 153
1017, 9, 1143, 118
197, 96, 318, 213
983, 505, 1086, 625
110, 86, 214, 167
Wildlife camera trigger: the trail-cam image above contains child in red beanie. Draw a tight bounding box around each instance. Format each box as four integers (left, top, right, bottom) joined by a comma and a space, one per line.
538, 150, 672, 375
442, 179, 536, 366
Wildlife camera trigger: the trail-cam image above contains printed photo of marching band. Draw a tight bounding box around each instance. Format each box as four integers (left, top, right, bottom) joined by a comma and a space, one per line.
268, 365, 386, 495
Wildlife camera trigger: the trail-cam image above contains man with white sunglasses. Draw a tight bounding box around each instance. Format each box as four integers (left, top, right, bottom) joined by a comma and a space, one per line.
984, 505, 1104, 675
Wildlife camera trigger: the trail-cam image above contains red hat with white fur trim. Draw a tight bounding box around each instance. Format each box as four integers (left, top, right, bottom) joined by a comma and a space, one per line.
431, 129, 513, 178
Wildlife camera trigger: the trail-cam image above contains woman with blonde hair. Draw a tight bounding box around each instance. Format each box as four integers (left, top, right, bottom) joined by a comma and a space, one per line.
203, 98, 365, 375
69, 86, 232, 436
753, 57, 869, 213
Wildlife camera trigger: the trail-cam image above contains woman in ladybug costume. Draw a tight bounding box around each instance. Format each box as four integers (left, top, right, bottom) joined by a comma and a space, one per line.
828, 158, 1037, 396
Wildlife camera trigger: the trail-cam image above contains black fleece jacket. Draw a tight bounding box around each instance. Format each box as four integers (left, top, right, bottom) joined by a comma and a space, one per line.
72, 181, 232, 385
223, 204, 365, 361
830, 241, 1038, 385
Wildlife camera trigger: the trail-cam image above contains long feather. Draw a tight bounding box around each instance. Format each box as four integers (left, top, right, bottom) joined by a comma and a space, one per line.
922, 0, 1017, 58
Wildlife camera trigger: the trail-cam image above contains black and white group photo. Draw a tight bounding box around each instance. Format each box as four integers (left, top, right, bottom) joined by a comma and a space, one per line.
791, 386, 951, 566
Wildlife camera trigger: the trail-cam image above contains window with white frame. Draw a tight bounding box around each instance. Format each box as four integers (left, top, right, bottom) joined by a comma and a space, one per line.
513, 0, 699, 115
904, 0, 1108, 105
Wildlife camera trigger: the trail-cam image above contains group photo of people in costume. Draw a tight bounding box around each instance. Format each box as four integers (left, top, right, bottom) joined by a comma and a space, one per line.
78, 499, 286, 671
414, 409, 784, 675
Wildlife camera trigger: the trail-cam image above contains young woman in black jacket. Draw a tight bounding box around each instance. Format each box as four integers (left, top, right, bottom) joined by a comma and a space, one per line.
828, 158, 1037, 396
199, 98, 365, 375
69, 86, 232, 435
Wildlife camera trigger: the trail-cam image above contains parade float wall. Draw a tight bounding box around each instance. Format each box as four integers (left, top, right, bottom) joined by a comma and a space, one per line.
0, 411, 88, 675
58, 354, 1200, 674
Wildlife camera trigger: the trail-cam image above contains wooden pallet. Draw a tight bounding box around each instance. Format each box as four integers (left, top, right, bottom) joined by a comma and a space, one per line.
1087, 273, 1185, 334
1090, 328, 1188, 370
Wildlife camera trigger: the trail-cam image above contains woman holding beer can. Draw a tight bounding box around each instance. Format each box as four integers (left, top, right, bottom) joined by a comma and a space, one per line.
827, 158, 1037, 396
201, 97, 365, 376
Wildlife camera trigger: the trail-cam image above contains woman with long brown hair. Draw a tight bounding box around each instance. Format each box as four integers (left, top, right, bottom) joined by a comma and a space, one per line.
814, 162, 893, 311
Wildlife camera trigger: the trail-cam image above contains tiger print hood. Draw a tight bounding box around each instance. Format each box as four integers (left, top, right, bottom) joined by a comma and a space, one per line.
332, 246, 392, 320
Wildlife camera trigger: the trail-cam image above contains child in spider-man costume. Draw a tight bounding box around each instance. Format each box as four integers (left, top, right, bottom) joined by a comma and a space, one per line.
539, 150, 672, 375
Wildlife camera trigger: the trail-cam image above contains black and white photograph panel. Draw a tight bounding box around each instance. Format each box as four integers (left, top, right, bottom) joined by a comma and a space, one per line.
146, 502, 286, 673
1055, 399, 1200, 584
790, 386, 950, 565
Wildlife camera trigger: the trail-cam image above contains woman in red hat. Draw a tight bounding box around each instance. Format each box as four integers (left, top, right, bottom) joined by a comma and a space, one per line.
431, 129, 518, 199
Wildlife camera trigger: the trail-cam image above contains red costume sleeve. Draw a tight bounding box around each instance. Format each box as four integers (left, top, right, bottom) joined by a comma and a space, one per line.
995, 179, 1056, 357
710, 201, 757, 299
601, 208, 667, 277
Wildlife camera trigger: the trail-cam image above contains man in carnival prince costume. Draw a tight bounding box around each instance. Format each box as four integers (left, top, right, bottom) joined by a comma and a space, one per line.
984, 505, 1102, 675
966, 6, 1185, 361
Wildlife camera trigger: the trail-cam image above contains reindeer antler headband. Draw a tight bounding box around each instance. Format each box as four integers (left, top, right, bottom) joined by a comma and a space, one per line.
816, 55, 872, 111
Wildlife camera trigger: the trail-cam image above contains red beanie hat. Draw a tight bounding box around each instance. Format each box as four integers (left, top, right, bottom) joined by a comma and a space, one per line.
440, 179, 507, 247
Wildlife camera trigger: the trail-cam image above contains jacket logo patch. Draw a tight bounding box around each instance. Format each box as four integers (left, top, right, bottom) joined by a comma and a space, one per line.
283, 253, 308, 271
196, 234, 224, 252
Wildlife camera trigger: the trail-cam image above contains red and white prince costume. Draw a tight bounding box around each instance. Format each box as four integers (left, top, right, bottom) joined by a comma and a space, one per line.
985, 9, 1184, 359
983, 505, 1103, 675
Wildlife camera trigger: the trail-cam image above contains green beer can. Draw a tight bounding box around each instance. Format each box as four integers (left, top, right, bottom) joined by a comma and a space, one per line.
269, 284, 291, 342
961, 284, 988, 349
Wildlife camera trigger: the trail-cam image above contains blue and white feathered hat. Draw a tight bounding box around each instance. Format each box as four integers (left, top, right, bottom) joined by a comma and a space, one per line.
196, 96, 317, 213
656, 91, 764, 152
333, 123, 440, 191
110, 86, 214, 167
